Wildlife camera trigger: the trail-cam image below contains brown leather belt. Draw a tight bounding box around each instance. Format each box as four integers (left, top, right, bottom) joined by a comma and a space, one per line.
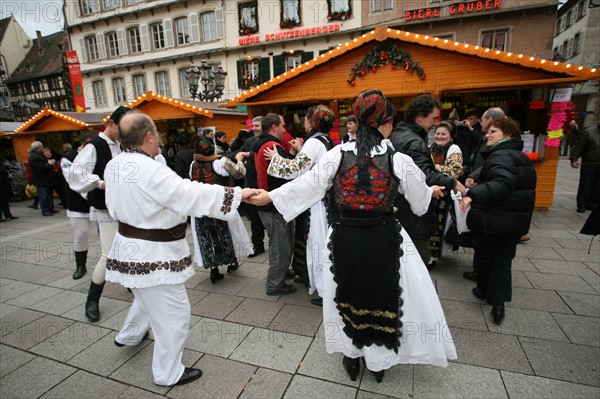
118, 222, 187, 242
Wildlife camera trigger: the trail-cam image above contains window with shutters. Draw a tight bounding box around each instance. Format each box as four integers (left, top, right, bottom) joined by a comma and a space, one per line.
239, 2, 258, 35
151, 23, 165, 50
328, 0, 351, 20
128, 27, 142, 53
372, 0, 393, 12
480, 29, 508, 51
85, 35, 99, 61
155, 71, 171, 97
112, 77, 127, 103
179, 68, 190, 98
564, 38, 573, 58
284, 53, 302, 71
132, 74, 147, 98
81, 0, 100, 15
201, 12, 217, 41
573, 32, 582, 55
93, 80, 107, 106
241, 60, 260, 90
570, 8, 578, 25
175, 17, 190, 45
106, 31, 119, 58
280, 0, 301, 28
102, 0, 119, 10
581, 0, 588, 16
559, 15, 566, 32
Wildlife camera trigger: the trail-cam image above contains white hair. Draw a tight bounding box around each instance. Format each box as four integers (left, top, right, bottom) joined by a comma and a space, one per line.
30, 141, 43, 151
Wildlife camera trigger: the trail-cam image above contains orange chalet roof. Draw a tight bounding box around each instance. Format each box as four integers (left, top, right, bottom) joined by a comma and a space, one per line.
102, 91, 214, 124
14, 109, 108, 134
224, 26, 599, 108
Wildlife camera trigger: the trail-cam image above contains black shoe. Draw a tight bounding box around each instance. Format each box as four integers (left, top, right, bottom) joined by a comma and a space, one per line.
293, 276, 306, 284
7, 216, 18, 220
491, 302, 505, 325
266, 283, 297, 296
248, 247, 265, 258
227, 262, 239, 273
285, 269, 295, 279
210, 268, 224, 284
42, 212, 54, 216
342, 356, 360, 381
472, 287, 486, 301
463, 271, 478, 281
174, 368, 202, 386
157, 367, 203, 387
576, 207, 586, 213
85, 282, 105, 322
27, 204, 38, 209
311, 297, 323, 307
371, 369, 385, 383
51, 210, 60, 213
114, 330, 150, 347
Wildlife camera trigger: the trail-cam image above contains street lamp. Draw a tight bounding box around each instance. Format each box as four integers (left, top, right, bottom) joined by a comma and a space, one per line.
186, 59, 228, 102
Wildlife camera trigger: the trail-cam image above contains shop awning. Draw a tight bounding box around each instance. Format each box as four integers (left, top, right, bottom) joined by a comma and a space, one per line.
223, 26, 599, 108
14, 109, 108, 134
102, 91, 215, 123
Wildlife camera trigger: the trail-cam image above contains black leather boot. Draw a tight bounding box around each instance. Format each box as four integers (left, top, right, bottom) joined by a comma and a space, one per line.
73, 251, 87, 280
210, 267, 224, 284
85, 281, 105, 322
342, 356, 360, 381
491, 302, 505, 325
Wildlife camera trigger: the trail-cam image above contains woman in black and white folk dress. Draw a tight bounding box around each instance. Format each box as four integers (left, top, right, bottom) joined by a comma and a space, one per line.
250, 89, 457, 383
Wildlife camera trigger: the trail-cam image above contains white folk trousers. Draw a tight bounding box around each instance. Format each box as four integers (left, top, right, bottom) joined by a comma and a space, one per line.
116, 283, 190, 386
92, 221, 118, 284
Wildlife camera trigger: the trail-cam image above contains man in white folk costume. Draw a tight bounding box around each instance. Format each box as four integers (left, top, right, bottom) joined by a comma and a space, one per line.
104, 110, 257, 386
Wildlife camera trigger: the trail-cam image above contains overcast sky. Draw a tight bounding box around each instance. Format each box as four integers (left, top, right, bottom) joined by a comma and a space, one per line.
1, 1, 64, 38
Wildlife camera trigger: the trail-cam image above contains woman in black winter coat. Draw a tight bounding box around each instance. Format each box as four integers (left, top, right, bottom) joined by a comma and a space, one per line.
459, 118, 536, 325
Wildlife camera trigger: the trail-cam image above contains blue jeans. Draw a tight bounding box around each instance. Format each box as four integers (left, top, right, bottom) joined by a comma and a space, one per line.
37, 186, 54, 214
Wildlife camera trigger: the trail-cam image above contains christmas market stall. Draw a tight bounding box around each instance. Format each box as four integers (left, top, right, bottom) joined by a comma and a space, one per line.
223, 26, 600, 209
112, 91, 248, 146
12, 109, 108, 163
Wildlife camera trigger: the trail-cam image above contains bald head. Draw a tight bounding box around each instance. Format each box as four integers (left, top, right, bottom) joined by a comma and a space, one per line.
119, 111, 155, 149
481, 107, 506, 132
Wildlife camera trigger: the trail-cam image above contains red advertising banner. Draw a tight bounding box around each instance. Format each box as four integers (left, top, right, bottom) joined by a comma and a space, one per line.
66, 51, 86, 112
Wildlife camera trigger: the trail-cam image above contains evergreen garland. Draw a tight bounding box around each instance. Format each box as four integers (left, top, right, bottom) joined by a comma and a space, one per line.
347, 43, 426, 86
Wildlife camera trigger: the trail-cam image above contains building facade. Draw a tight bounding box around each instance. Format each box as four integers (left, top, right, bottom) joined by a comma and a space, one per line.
64, 0, 361, 112
0, 16, 32, 121
6, 32, 73, 122
553, 0, 598, 127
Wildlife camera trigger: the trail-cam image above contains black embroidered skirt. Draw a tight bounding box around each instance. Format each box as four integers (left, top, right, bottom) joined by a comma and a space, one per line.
194, 216, 237, 269
330, 217, 404, 352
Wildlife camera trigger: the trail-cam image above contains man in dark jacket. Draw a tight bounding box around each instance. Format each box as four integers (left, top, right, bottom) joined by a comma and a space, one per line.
174, 135, 195, 179
454, 109, 483, 180
28, 141, 58, 216
570, 125, 600, 213
390, 94, 466, 267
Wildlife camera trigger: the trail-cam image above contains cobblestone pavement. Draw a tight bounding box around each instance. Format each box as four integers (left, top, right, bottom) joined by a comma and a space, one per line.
1, 159, 598, 398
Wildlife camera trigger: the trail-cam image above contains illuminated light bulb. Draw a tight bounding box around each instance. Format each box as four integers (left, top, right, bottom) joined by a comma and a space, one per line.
578, 66, 583, 70
507, 52, 512, 56
464, 44, 469, 48
518, 54, 523, 58
425, 35, 429, 39
592, 68, 597, 72
362, 34, 366, 38
485, 48, 490, 52
387, 28, 391, 32
345, 43, 349, 46
496, 50, 501, 55
396, 30, 400, 34
566, 64, 571, 68
405, 32, 410, 36
328, 50, 333, 54
475, 45, 479, 50
415, 34, 420, 38
541, 59, 546, 64
529, 57, 535, 61
353, 38, 358, 42
444, 39, 448, 43
454, 41, 459, 46
554, 62, 559, 65
434, 37, 439, 41
284, 72, 287, 76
